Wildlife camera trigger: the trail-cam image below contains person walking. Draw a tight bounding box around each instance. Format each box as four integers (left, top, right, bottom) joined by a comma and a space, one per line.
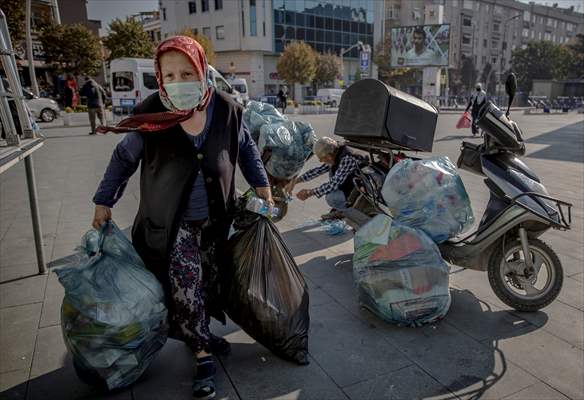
465, 82, 487, 136
80, 76, 107, 135
277, 87, 288, 114
93, 35, 273, 399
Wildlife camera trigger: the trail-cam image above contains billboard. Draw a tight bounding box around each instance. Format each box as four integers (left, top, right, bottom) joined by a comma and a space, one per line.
391, 24, 450, 67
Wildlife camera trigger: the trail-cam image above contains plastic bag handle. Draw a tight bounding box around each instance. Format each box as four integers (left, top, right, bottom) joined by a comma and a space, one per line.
96, 220, 112, 252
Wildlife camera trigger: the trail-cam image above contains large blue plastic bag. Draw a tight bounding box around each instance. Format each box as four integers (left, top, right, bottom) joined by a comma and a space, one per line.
353, 215, 451, 327
381, 156, 474, 243
55, 221, 168, 390
244, 101, 316, 179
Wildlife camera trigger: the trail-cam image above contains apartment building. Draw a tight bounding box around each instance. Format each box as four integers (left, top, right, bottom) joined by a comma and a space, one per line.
160, 0, 384, 98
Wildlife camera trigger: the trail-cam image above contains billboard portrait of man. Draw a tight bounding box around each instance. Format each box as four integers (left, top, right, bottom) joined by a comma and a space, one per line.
391, 24, 450, 67
405, 27, 440, 66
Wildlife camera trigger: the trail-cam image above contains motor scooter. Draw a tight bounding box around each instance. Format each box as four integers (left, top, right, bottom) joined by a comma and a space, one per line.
340, 75, 572, 311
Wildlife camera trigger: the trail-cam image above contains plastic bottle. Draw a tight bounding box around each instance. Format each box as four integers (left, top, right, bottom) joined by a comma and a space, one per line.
246, 197, 280, 218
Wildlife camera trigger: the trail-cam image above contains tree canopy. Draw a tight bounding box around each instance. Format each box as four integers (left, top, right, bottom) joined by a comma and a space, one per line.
102, 18, 154, 61
510, 41, 571, 91
276, 41, 317, 98
1, 0, 25, 46
314, 52, 341, 88
39, 23, 102, 76
176, 28, 216, 65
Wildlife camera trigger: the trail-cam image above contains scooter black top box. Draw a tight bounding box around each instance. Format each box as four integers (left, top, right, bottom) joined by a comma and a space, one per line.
334, 79, 438, 152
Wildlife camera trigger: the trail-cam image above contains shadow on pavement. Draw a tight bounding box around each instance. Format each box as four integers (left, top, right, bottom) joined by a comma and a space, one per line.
526, 121, 584, 163
435, 134, 479, 142
280, 222, 353, 257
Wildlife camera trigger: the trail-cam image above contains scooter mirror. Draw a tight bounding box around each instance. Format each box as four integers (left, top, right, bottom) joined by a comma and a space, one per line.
505, 73, 517, 117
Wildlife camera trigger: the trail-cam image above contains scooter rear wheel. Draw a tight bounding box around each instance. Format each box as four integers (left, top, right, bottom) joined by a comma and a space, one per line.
488, 238, 563, 312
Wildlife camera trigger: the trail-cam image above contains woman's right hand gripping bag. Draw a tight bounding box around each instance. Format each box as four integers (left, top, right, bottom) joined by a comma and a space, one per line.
55, 221, 168, 390
225, 213, 310, 365
353, 215, 451, 327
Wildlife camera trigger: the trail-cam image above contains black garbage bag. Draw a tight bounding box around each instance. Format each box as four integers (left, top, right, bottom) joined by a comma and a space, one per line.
225, 212, 310, 365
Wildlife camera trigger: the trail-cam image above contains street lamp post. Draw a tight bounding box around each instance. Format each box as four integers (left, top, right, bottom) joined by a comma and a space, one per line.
340, 41, 365, 86
498, 14, 520, 104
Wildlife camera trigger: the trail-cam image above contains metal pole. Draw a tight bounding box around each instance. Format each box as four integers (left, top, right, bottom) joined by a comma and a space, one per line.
25, 0, 40, 96
24, 155, 47, 274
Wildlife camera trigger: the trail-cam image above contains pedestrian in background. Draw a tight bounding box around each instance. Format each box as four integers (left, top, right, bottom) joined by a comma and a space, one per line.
277, 86, 288, 114
80, 76, 107, 135
465, 83, 487, 136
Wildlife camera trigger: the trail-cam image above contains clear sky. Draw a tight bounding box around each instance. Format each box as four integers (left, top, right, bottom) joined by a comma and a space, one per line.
86, 0, 583, 37
87, 0, 159, 36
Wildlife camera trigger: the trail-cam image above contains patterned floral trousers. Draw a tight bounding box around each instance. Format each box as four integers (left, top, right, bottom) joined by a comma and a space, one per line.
168, 221, 215, 354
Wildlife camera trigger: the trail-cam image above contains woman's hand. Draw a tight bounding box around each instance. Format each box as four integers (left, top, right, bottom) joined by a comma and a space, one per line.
284, 177, 298, 194
92, 205, 112, 230
255, 187, 274, 206
296, 189, 313, 201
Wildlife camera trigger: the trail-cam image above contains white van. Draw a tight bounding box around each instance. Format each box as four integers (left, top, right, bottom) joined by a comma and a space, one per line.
317, 88, 344, 107
227, 78, 249, 106
110, 58, 243, 117
110, 58, 158, 116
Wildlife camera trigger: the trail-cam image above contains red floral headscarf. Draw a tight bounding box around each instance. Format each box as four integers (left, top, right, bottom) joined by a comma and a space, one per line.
97, 35, 214, 134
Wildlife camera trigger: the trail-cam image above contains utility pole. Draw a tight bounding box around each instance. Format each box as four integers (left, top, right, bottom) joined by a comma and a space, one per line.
25, 0, 40, 96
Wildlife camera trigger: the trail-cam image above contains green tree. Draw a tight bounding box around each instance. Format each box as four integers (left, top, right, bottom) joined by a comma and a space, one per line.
102, 18, 154, 61
176, 28, 216, 65
566, 34, 584, 79
313, 52, 340, 88
511, 41, 571, 92
480, 63, 498, 94
276, 41, 317, 100
1, 0, 25, 45
461, 56, 478, 91
39, 23, 101, 76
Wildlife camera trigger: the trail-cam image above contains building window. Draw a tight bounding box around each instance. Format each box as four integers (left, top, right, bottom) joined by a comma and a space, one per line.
531, 30, 535, 38
162, 8, 166, 20
216, 25, 225, 39
249, 0, 257, 36
482, 56, 486, 64
522, 28, 529, 37
201, 0, 209, 12
523, 11, 530, 22
215, 0, 222, 10
492, 40, 499, 48
463, 16, 471, 27
463, 0, 473, 10
567, 23, 573, 32
494, 5, 502, 14
462, 34, 471, 45
538, 32, 542, 40
552, 34, 556, 42
189, 2, 196, 14
544, 32, 551, 41
492, 57, 497, 64
483, 39, 488, 47
262, 0, 266, 36
502, 41, 507, 50
203, 27, 211, 38
493, 23, 500, 32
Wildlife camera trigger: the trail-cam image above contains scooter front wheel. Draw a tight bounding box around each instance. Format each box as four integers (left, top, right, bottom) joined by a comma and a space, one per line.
488, 238, 563, 312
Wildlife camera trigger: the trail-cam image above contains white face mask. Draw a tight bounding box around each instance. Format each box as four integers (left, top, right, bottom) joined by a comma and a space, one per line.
164, 81, 204, 110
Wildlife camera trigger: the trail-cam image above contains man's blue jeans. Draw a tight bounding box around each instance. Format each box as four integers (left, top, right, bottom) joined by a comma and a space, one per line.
325, 190, 348, 211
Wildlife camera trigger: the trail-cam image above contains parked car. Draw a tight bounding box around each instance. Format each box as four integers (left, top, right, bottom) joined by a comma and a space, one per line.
317, 88, 344, 107
228, 78, 249, 106
23, 89, 60, 122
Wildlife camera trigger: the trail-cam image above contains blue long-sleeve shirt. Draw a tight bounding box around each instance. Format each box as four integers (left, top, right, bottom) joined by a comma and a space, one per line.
93, 94, 269, 220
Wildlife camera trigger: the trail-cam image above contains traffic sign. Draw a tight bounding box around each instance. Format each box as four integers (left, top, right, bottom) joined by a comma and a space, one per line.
360, 51, 370, 73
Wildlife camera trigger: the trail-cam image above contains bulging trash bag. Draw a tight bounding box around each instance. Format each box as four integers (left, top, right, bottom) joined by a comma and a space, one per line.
353, 214, 451, 327
225, 211, 310, 365
55, 221, 168, 390
381, 156, 474, 243
244, 100, 316, 179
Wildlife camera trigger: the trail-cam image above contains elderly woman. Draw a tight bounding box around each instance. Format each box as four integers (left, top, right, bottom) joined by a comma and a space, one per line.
289, 136, 361, 220
92, 36, 272, 399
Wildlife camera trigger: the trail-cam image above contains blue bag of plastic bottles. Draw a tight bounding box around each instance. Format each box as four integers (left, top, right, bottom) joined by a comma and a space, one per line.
55, 221, 168, 390
244, 101, 316, 179
381, 156, 474, 243
353, 215, 451, 327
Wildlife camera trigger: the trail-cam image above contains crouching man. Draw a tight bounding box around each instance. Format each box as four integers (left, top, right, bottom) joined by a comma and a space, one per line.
288, 137, 361, 220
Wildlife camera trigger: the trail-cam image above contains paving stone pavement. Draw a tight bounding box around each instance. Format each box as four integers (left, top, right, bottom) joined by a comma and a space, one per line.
0, 112, 583, 400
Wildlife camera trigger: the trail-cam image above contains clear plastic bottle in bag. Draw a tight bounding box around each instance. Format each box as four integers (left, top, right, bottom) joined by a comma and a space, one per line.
246, 197, 280, 218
